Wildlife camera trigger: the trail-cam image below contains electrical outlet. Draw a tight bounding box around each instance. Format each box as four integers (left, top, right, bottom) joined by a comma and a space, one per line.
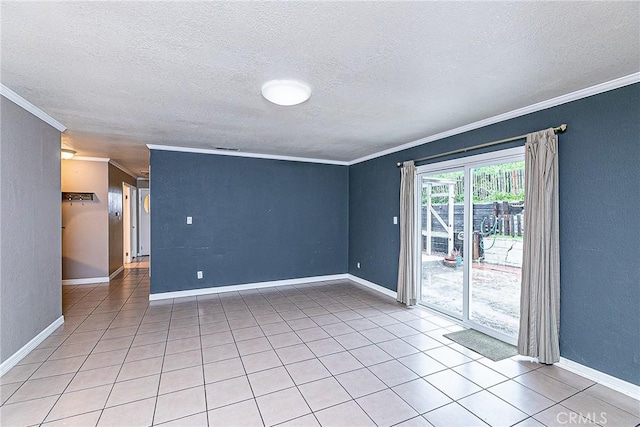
357, 262, 361, 269
197, 270, 203, 279
186, 216, 193, 225
393, 216, 398, 225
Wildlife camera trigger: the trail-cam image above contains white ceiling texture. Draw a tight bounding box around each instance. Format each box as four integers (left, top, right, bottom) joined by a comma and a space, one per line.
1, 2, 638, 176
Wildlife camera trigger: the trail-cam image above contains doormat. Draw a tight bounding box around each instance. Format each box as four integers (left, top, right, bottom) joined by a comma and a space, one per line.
443, 329, 518, 362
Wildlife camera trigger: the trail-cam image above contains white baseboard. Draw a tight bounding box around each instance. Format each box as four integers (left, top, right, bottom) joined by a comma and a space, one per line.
61, 266, 123, 286
558, 357, 640, 400
62, 277, 109, 285
0, 315, 64, 377
347, 274, 398, 299
109, 266, 124, 280
149, 274, 349, 301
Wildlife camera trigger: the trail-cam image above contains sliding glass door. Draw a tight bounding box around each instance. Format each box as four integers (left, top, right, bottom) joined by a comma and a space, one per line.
419, 170, 465, 319
417, 147, 524, 344
468, 161, 524, 338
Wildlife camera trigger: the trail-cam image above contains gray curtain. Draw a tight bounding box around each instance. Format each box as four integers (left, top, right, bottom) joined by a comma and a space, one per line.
397, 161, 417, 306
518, 129, 560, 364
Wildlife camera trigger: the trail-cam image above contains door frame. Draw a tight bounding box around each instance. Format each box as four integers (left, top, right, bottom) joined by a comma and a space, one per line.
414, 166, 466, 321
415, 146, 524, 345
138, 187, 150, 256
122, 182, 136, 265
130, 186, 137, 260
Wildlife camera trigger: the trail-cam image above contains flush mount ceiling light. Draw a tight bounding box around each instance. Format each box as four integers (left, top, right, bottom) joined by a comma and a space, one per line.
61, 148, 76, 160
261, 79, 311, 106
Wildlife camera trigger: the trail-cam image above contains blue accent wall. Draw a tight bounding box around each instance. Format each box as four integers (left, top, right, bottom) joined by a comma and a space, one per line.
349, 83, 640, 385
150, 84, 638, 385
150, 151, 348, 293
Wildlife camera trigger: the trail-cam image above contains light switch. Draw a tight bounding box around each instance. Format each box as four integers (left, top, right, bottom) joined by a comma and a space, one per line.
186, 216, 192, 225
393, 216, 398, 225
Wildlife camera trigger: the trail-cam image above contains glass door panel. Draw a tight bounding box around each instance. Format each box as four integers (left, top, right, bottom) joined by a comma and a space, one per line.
417, 147, 525, 344
469, 160, 524, 339
419, 171, 465, 318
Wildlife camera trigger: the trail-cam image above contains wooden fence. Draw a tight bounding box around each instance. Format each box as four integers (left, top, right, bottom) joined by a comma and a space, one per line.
422, 202, 525, 256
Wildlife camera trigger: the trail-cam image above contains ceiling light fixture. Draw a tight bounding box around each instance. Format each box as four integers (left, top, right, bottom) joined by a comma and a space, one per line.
261, 79, 311, 106
61, 148, 76, 160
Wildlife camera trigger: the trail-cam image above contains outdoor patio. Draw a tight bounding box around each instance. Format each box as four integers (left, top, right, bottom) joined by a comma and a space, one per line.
421, 238, 522, 338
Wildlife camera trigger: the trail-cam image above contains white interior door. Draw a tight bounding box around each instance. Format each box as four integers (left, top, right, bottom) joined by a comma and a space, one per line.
123, 183, 132, 264
130, 188, 137, 260
138, 188, 150, 256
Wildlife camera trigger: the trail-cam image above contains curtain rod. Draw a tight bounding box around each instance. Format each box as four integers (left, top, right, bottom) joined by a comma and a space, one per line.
396, 124, 567, 168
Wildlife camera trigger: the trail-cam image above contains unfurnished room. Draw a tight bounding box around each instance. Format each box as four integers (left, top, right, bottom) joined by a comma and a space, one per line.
0, 2, 639, 426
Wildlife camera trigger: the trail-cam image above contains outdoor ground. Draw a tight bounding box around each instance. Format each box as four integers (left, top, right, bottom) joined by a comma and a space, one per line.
421, 239, 521, 338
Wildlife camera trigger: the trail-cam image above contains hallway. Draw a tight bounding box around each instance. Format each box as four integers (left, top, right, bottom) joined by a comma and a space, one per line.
0, 259, 638, 426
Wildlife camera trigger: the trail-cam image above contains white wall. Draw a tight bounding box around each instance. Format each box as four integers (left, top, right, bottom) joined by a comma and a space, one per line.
61, 160, 109, 280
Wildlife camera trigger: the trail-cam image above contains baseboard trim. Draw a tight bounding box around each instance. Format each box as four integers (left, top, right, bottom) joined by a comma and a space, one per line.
149, 274, 349, 301
62, 266, 124, 285
62, 277, 109, 285
0, 315, 65, 377
557, 357, 640, 399
347, 274, 398, 299
109, 266, 124, 281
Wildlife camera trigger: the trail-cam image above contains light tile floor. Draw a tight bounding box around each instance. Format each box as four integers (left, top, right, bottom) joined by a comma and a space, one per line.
1, 258, 638, 426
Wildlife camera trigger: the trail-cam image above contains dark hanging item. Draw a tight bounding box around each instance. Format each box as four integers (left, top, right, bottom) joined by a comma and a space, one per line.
62, 192, 95, 202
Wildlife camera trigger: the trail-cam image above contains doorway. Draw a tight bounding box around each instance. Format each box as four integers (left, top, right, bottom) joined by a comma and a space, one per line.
122, 183, 137, 264
416, 147, 524, 344
138, 188, 150, 256
130, 186, 137, 261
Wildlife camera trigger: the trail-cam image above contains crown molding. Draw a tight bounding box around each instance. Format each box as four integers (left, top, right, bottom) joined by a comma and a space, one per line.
146, 144, 349, 166
0, 84, 67, 132
72, 156, 110, 162
348, 72, 640, 165
5, 73, 637, 167
109, 160, 138, 179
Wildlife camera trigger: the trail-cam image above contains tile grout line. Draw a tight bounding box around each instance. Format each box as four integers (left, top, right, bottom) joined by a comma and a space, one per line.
198, 281, 634, 426
256, 290, 323, 427
280, 289, 398, 425
16, 264, 138, 423
170, 280, 458, 422
4, 272, 637, 427
33, 271, 134, 424
229, 292, 269, 426
149, 291, 176, 426
94, 264, 153, 426
213, 289, 543, 426
198, 291, 217, 426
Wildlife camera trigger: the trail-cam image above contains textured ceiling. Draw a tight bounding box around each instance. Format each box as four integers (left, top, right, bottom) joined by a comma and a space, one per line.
2, 2, 639, 175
